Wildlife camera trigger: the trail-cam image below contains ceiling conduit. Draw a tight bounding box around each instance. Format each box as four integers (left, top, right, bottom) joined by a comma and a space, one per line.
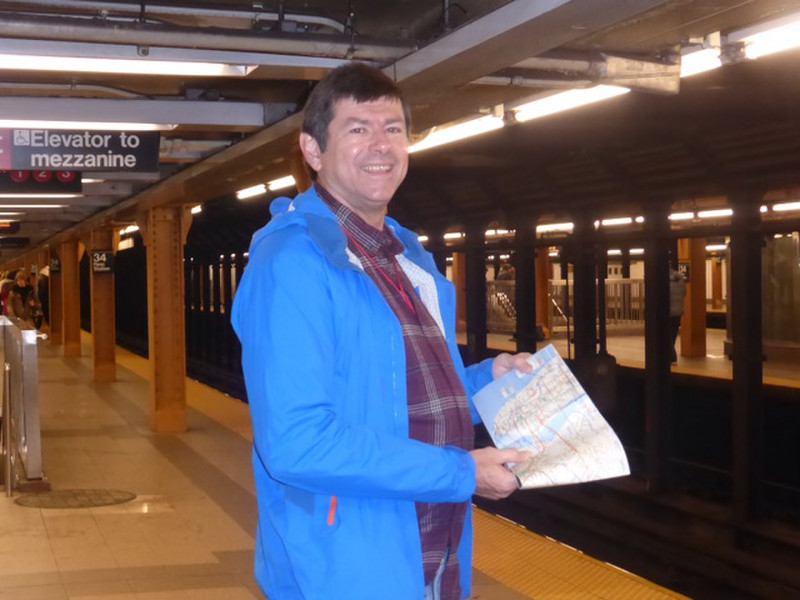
0, 14, 415, 62
0, 0, 347, 33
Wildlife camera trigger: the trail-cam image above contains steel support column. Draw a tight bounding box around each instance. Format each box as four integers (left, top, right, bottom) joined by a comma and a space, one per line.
513, 223, 537, 353
89, 227, 116, 382
142, 205, 189, 433
48, 249, 62, 346
60, 238, 81, 357
729, 191, 764, 524
643, 202, 672, 491
571, 215, 597, 364
678, 237, 707, 357
464, 221, 487, 365
535, 248, 552, 339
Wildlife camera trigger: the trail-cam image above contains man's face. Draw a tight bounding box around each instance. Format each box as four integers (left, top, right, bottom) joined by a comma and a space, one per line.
301, 96, 408, 228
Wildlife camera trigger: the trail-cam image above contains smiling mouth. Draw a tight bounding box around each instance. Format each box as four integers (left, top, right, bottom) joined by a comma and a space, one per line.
361, 164, 392, 173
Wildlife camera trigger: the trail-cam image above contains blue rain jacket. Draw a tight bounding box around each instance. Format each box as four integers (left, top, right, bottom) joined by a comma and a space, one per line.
231, 186, 494, 599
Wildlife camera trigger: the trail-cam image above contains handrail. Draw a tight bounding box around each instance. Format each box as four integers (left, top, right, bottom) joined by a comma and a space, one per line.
0, 316, 45, 493
2, 363, 10, 496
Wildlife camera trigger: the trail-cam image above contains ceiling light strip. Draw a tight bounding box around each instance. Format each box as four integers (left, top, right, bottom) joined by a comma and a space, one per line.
514, 86, 630, 123
0, 119, 174, 131
409, 115, 504, 154
0, 53, 253, 77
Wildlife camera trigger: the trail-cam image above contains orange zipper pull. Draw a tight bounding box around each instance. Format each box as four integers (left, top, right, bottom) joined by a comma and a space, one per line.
327, 495, 338, 525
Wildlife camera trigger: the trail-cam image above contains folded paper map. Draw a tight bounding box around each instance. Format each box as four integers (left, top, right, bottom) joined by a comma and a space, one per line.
473, 344, 630, 489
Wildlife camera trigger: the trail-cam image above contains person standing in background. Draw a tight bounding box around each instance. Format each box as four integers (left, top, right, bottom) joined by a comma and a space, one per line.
669, 266, 687, 363
7, 270, 41, 328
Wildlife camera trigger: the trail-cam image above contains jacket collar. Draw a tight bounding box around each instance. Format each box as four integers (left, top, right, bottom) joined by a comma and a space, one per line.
269, 186, 429, 270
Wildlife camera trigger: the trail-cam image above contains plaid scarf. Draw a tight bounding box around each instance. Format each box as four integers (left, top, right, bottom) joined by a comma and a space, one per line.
318, 185, 473, 599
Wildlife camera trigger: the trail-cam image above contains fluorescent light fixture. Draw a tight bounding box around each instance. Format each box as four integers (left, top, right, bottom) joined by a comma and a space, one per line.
536, 222, 574, 234
514, 86, 630, 123
635, 216, 645, 223
0, 53, 255, 77
548, 250, 560, 257
669, 211, 695, 221
444, 232, 464, 240
607, 249, 623, 256
760, 205, 769, 213
0, 193, 80, 198
409, 115, 504, 153
486, 229, 514, 237
680, 48, 722, 77
0, 212, 24, 216
0, 203, 66, 208
731, 13, 800, 59
772, 201, 800, 212
417, 235, 429, 243
697, 208, 733, 219
600, 217, 633, 227
499, 254, 510, 260
190, 204, 203, 215
120, 225, 140, 235
236, 184, 267, 200
0, 119, 174, 131
706, 244, 728, 251
267, 175, 296, 191
630, 248, 645, 255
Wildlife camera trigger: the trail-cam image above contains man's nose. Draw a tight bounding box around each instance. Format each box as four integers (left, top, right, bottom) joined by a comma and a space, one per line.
369, 130, 391, 151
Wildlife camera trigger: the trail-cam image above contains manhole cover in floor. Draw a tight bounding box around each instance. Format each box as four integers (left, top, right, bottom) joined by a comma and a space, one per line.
14, 489, 136, 509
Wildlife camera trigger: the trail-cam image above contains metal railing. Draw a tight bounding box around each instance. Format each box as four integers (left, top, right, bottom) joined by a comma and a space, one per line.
487, 280, 517, 334
485, 278, 646, 336
0, 316, 46, 495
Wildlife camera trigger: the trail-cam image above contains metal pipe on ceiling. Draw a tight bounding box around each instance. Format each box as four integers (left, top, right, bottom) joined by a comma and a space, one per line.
0, 14, 415, 62
0, 0, 347, 33
0, 82, 141, 98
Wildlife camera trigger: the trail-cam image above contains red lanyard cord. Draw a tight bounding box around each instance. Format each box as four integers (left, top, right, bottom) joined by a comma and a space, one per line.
344, 230, 416, 314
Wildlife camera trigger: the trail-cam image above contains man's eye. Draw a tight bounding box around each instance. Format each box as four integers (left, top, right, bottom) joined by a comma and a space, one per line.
387, 126, 404, 134
350, 127, 365, 134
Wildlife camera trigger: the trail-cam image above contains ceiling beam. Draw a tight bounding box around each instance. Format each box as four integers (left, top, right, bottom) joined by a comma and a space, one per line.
0, 96, 270, 129
389, 0, 673, 107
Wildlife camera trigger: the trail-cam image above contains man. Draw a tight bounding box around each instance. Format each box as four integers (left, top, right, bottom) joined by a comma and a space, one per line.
232, 62, 531, 600
669, 266, 687, 363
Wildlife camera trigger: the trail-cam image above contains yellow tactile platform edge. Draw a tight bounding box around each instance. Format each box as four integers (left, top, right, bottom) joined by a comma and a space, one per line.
472, 507, 691, 600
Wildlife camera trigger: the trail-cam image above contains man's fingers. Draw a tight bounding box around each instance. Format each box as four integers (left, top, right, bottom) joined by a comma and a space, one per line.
497, 448, 531, 464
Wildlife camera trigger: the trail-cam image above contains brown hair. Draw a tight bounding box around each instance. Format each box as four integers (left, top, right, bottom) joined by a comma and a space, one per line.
301, 62, 410, 153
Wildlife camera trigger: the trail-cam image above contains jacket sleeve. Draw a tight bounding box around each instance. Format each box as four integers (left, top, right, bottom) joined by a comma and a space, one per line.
232, 230, 476, 504
6, 292, 22, 320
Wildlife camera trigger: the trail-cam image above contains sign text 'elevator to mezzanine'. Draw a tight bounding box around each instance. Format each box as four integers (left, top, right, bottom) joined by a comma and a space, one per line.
0, 129, 160, 172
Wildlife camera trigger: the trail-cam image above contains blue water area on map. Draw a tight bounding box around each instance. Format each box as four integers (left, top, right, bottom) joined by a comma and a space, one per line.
472, 344, 562, 427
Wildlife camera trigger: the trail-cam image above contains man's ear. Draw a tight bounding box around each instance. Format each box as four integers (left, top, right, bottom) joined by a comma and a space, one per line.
299, 132, 323, 173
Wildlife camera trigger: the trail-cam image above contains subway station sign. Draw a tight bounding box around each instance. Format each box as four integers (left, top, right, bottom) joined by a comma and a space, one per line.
0, 169, 81, 193
0, 129, 160, 171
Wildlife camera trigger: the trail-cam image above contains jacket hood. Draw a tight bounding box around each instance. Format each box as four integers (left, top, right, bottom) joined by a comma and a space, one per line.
247, 186, 429, 268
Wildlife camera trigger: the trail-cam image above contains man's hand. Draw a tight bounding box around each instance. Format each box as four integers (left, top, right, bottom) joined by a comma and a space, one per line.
491, 352, 533, 380
469, 447, 530, 500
